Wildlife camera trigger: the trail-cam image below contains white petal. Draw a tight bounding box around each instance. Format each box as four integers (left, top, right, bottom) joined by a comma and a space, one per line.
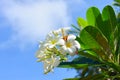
66, 48, 74, 54
67, 34, 76, 42
59, 48, 66, 55
59, 46, 68, 55
70, 46, 76, 52
54, 58, 60, 67
61, 46, 67, 51
67, 47, 77, 56
44, 59, 55, 73
36, 49, 44, 58
48, 45, 55, 48
57, 39, 65, 46
73, 41, 80, 49
53, 29, 61, 35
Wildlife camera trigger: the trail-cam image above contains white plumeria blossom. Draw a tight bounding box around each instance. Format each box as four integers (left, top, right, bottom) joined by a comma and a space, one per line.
59, 34, 80, 56
36, 27, 80, 74
44, 31, 61, 48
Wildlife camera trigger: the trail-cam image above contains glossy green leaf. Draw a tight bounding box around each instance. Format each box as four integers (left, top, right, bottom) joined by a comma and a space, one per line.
63, 78, 80, 80
76, 37, 102, 60
58, 62, 88, 69
86, 7, 103, 28
73, 56, 100, 64
80, 26, 112, 60
76, 37, 86, 49
102, 5, 117, 41
80, 26, 110, 51
114, 23, 120, 58
80, 26, 100, 49
77, 17, 88, 28
78, 50, 99, 61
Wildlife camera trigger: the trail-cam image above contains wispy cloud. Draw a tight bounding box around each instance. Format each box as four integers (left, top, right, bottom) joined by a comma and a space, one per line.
0, 0, 70, 46
0, 0, 86, 49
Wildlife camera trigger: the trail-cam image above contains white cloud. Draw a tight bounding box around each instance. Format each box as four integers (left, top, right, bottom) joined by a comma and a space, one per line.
0, 0, 86, 49
0, 0, 70, 42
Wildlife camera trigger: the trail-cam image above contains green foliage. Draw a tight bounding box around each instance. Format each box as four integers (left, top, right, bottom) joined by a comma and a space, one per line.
77, 17, 88, 28
113, 0, 120, 6
58, 5, 120, 80
86, 7, 103, 28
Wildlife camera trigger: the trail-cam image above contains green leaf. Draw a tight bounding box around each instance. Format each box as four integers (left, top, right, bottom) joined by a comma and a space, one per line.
78, 50, 99, 61
113, 3, 120, 6
102, 5, 117, 41
77, 17, 88, 28
86, 7, 112, 56
117, 23, 120, 39
80, 26, 100, 49
73, 56, 100, 64
101, 5, 117, 56
80, 26, 110, 51
114, 23, 120, 59
63, 78, 80, 80
86, 7, 103, 28
58, 62, 88, 69
76, 37, 86, 49
113, 0, 120, 8
80, 26, 111, 60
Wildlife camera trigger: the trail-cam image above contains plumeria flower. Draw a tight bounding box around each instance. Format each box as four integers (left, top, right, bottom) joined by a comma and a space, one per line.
36, 27, 80, 74
43, 55, 60, 74
44, 31, 61, 48
59, 34, 80, 56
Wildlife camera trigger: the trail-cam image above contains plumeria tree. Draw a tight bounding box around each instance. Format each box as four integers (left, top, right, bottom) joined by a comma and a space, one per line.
73, 1, 120, 79
36, 5, 120, 80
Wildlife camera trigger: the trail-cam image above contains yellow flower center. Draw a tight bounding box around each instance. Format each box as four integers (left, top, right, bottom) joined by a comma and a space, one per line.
66, 42, 72, 48
51, 40, 57, 44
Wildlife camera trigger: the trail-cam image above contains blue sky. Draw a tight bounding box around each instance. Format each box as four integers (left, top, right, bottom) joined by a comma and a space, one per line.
0, 0, 113, 80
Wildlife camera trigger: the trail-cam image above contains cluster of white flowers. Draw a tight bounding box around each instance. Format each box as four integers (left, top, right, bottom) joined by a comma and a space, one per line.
36, 27, 80, 74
